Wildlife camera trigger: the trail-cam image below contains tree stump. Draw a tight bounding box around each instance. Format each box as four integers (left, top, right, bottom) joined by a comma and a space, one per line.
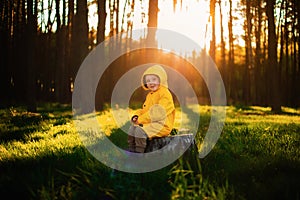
145, 133, 199, 168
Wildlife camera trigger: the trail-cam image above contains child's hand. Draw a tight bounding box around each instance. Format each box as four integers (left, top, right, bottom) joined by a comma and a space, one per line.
131, 115, 138, 124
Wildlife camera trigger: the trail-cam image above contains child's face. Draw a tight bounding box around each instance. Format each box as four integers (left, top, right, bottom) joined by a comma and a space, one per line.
145, 74, 160, 91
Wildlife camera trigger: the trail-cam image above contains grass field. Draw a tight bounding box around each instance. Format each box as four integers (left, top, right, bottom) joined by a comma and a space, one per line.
0, 103, 299, 199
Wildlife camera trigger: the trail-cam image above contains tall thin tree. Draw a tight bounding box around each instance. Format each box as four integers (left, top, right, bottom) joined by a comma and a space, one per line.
227, 0, 234, 102
218, 0, 226, 82
97, 0, 107, 44
209, 0, 216, 61
26, 0, 37, 111
254, 0, 263, 105
266, 0, 281, 112
147, 0, 158, 45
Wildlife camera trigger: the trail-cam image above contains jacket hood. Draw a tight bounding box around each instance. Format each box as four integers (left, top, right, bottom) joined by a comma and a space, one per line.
141, 65, 168, 90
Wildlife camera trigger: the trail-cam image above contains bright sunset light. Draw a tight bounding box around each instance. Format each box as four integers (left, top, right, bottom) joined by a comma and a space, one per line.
88, 0, 244, 54
158, 0, 210, 49
39, 0, 245, 52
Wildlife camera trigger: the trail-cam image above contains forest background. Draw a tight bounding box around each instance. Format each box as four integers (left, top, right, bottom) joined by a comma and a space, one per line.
1, 0, 299, 111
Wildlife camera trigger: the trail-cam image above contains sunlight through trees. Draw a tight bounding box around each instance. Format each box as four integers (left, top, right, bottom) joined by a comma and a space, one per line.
0, 0, 299, 111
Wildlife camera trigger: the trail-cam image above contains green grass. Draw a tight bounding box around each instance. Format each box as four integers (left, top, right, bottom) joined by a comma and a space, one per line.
0, 103, 299, 199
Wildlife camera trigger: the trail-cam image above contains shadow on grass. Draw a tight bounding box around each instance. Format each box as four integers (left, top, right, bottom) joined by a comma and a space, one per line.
0, 145, 108, 199
1, 142, 173, 199
0, 105, 73, 143
234, 104, 300, 116
201, 123, 300, 200
107, 122, 131, 151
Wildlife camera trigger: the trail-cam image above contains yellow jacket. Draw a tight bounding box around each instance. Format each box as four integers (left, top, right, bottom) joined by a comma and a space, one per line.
133, 65, 175, 139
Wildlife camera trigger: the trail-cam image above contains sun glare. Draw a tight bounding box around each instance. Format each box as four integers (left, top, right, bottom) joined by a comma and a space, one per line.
158, 0, 210, 51
87, 0, 244, 53
39, 0, 245, 51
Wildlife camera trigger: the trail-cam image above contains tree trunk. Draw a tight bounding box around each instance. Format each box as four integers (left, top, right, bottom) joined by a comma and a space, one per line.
12, 0, 26, 103
147, 0, 158, 45
209, 0, 216, 62
218, 1, 226, 104
109, 0, 115, 36
297, 0, 300, 107
71, 0, 89, 79
218, 0, 225, 74
116, 0, 119, 34
254, 0, 262, 105
26, 0, 37, 112
61, 0, 70, 102
291, 0, 298, 107
244, 0, 252, 105
97, 0, 106, 44
284, 0, 290, 105
66, 0, 74, 101
0, 1, 11, 105
227, 0, 234, 103
55, 0, 62, 102
266, 0, 281, 112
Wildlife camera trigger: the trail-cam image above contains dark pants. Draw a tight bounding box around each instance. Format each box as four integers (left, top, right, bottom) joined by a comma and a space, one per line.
127, 125, 148, 153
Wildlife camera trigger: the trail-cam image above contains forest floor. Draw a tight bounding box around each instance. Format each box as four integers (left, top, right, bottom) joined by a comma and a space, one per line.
0, 103, 299, 199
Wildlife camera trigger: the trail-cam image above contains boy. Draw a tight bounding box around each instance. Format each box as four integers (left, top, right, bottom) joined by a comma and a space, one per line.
128, 65, 175, 153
